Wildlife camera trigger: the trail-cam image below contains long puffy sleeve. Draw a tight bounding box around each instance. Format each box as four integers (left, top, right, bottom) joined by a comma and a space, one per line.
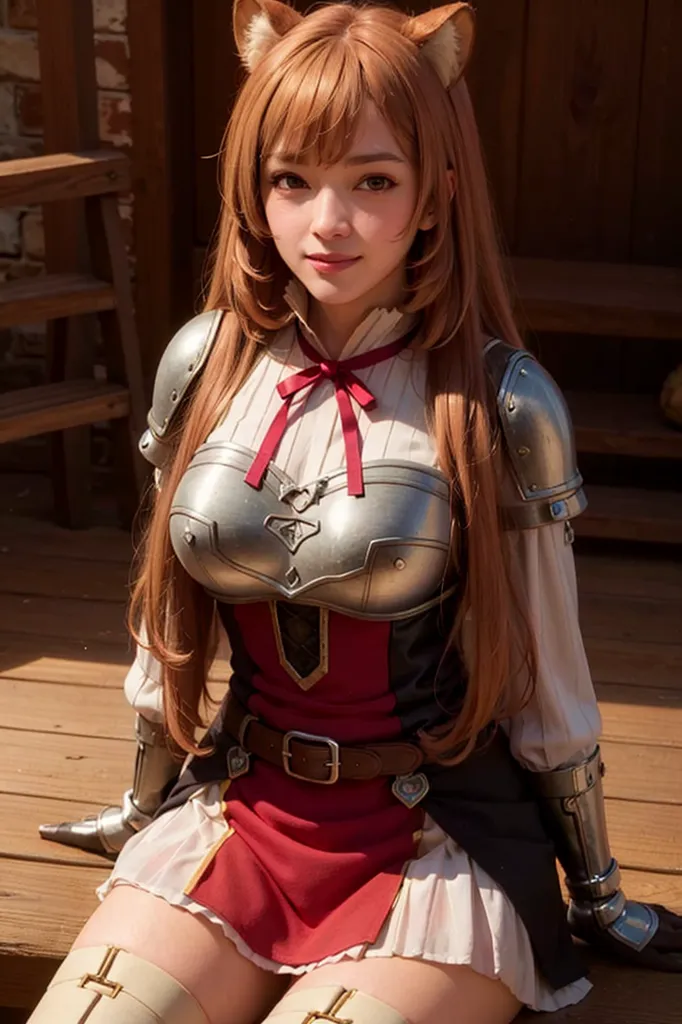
501, 521, 602, 771
123, 626, 165, 724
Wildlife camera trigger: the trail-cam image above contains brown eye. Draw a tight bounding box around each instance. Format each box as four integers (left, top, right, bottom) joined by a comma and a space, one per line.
360, 175, 396, 192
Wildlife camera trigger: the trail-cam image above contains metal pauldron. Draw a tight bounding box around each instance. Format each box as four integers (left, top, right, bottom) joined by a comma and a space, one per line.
139, 309, 224, 472
483, 339, 588, 530
532, 746, 659, 950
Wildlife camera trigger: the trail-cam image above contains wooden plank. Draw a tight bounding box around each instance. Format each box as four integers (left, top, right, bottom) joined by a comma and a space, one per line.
0, 151, 130, 208
0, 793, 121, 868
0, 950, 65, 1012
568, 392, 682, 460
0, 858, 108, 960
631, 0, 682, 265
578, 591, 680, 646
0, 635, 227, 688
575, 553, 682, 603
517, 948, 682, 1024
0, 594, 128, 647
0, 516, 133, 563
0, 273, 116, 329
600, 740, 682, 805
461, 0, 528, 247
0, 729, 132, 805
0, 637, 132, 687
0, 381, 130, 444
585, 636, 682, 691
575, 485, 682, 545
0, 550, 131, 602
606, 799, 682, 873
516, 1, 647, 261
129, 0, 196, 385
510, 257, 682, 337
597, 683, 682, 748
0, 679, 135, 739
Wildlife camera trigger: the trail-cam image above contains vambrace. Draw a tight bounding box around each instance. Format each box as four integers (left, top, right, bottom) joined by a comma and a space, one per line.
532, 746, 659, 952
39, 715, 180, 858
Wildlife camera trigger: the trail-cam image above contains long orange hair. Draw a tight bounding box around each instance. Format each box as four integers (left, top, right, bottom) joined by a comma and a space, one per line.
130, 2, 536, 761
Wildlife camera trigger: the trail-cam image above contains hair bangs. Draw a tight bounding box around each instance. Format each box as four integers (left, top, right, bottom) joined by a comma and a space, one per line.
260, 42, 365, 167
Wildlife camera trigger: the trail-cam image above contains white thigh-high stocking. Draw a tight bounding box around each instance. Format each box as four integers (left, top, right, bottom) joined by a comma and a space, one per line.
263, 986, 409, 1024
27, 946, 209, 1023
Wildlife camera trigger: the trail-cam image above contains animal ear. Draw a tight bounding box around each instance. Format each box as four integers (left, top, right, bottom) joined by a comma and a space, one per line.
233, 0, 303, 72
403, 3, 475, 88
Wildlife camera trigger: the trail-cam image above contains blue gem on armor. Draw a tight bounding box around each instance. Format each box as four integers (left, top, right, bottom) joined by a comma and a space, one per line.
392, 772, 430, 808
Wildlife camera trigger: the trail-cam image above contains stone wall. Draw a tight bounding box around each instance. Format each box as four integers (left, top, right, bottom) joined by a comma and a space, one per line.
0, 0, 131, 469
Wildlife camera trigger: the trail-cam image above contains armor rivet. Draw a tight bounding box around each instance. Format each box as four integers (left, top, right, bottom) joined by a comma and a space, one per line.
517, 446, 530, 457
520, 368, 528, 377
394, 558, 407, 571
183, 529, 195, 546
508, 401, 516, 412
530, 483, 538, 491
188, 362, 194, 372
170, 389, 178, 402
163, 416, 169, 426
140, 438, 149, 449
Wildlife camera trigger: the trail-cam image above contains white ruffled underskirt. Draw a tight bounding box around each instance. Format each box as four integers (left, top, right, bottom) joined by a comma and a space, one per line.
97, 783, 591, 1013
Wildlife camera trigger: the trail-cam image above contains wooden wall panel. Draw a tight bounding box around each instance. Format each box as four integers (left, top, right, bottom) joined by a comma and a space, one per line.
466, 0, 528, 249
128, 0, 195, 379
516, 0, 647, 261
192, 1, 241, 250
631, 0, 682, 266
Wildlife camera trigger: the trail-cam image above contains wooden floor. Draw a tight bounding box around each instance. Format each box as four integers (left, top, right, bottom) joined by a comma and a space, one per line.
1, 476, 681, 1021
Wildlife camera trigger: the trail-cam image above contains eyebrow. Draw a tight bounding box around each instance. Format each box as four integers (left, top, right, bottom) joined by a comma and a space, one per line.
267, 151, 406, 166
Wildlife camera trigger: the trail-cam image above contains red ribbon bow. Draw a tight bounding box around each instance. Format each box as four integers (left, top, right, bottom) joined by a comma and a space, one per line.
245, 325, 413, 497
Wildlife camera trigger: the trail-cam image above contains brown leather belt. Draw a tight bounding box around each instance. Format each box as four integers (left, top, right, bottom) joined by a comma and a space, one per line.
224, 695, 424, 784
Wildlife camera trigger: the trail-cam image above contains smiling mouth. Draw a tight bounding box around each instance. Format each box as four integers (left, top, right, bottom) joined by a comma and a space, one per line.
306, 254, 361, 263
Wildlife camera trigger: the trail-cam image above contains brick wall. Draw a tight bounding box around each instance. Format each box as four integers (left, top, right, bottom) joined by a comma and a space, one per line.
0, 0, 131, 470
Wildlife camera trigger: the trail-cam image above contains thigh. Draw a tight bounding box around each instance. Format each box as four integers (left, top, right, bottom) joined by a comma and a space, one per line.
73, 884, 290, 1024
284, 957, 521, 1024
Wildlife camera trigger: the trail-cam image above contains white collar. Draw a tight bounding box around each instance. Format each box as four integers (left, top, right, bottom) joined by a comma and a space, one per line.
283, 278, 416, 360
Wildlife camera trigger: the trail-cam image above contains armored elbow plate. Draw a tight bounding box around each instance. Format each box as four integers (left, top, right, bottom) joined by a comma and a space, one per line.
138, 309, 225, 470
484, 339, 587, 530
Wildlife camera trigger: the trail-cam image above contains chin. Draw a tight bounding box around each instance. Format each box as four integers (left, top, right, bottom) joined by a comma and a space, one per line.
298, 271, 372, 307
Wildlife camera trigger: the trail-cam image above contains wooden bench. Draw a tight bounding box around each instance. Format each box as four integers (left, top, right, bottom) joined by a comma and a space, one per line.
1, 491, 681, 1021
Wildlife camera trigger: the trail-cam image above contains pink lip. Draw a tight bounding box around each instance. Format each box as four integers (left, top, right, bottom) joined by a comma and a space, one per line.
306, 254, 361, 274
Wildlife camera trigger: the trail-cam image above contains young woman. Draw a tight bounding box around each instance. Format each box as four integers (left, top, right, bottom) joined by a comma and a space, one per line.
33, 2, 682, 1022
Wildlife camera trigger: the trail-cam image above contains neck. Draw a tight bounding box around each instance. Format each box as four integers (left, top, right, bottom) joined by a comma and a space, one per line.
305, 267, 407, 359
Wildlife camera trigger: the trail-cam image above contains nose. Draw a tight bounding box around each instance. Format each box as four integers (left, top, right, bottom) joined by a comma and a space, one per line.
310, 187, 351, 239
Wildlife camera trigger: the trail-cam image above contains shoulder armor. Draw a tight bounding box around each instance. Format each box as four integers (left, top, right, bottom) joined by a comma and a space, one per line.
138, 309, 224, 469
484, 339, 587, 530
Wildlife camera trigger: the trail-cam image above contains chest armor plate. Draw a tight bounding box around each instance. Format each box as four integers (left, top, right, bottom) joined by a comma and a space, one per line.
169, 442, 454, 619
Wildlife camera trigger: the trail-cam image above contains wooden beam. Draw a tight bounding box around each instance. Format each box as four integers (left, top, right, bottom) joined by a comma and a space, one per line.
35, 0, 102, 528
128, 0, 196, 386
0, 151, 130, 207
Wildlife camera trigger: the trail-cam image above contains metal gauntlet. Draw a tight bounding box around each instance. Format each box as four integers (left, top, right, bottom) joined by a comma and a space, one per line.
533, 746, 658, 951
39, 715, 180, 858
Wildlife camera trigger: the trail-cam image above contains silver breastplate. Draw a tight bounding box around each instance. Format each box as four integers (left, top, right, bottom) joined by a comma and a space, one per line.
169, 442, 455, 620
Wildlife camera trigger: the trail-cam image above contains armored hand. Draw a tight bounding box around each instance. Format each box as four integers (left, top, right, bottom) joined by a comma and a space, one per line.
39, 715, 180, 860
534, 747, 682, 971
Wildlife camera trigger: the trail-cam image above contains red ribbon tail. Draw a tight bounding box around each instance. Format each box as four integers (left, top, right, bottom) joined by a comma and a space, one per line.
245, 399, 292, 489
335, 384, 365, 496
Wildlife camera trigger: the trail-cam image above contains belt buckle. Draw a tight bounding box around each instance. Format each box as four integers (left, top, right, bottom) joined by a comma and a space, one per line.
282, 730, 341, 784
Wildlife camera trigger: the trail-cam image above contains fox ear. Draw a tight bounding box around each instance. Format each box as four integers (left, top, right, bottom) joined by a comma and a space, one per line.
403, 3, 475, 88
233, 0, 303, 72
